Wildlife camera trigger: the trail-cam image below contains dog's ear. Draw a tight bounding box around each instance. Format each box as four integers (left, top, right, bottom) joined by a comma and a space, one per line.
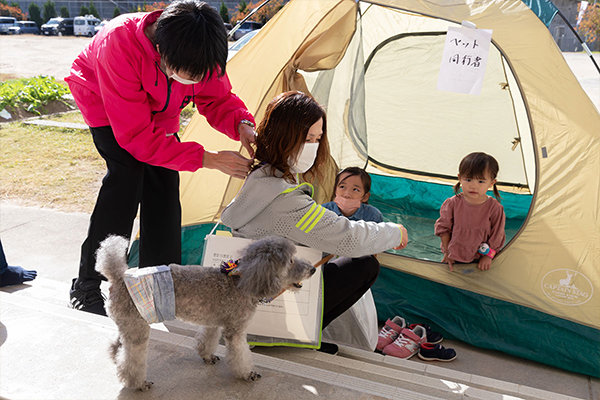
236, 236, 295, 298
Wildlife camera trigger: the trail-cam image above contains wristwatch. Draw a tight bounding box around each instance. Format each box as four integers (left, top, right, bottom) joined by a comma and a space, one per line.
239, 119, 255, 128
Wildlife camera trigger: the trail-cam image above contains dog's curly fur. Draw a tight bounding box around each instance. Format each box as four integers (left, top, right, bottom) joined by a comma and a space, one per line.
96, 235, 316, 391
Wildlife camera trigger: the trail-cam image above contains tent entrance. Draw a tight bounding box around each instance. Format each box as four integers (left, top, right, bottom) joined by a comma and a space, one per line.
300, 3, 536, 262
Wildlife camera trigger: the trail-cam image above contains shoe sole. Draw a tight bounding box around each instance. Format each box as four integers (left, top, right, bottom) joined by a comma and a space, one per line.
417, 353, 457, 362
382, 351, 418, 359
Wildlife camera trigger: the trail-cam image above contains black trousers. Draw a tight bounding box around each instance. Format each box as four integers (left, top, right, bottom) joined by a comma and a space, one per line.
321, 255, 380, 328
78, 126, 181, 282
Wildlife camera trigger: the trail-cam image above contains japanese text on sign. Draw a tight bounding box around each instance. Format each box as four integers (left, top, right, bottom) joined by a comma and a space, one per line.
437, 26, 492, 95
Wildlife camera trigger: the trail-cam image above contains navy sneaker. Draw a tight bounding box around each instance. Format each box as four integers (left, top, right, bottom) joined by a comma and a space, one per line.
69, 278, 107, 316
409, 323, 443, 344
418, 343, 457, 362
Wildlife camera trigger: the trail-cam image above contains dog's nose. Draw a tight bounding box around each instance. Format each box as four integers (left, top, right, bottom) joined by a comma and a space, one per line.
310, 267, 316, 275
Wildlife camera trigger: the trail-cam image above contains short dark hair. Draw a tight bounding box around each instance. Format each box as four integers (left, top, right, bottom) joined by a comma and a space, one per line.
154, 0, 227, 80
254, 91, 329, 183
331, 167, 372, 202
454, 152, 501, 200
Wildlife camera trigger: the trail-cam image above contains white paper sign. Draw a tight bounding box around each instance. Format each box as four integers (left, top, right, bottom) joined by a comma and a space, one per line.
437, 26, 492, 95
202, 235, 323, 346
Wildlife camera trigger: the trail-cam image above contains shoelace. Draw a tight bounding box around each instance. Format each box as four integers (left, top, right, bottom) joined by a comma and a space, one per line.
379, 327, 398, 339
394, 335, 418, 350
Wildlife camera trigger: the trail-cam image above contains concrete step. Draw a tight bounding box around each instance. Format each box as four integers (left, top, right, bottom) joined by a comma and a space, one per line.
2, 279, 586, 400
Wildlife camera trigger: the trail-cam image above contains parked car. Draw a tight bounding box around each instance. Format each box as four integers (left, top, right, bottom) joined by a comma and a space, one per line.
8, 21, 40, 35
74, 15, 100, 37
231, 21, 262, 41
94, 20, 108, 35
227, 29, 260, 61
41, 17, 74, 36
0, 16, 16, 35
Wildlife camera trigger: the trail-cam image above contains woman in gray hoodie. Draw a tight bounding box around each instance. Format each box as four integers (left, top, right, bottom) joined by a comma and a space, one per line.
221, 91, 408, 350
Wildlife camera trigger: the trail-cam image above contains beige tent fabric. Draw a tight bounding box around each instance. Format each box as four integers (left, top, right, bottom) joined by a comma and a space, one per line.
179, 0, 600, 329
376, 0, 600, 328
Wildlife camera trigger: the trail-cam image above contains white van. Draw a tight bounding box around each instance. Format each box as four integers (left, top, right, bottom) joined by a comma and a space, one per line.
0, 16, 17, 34
74, 15, 100, 37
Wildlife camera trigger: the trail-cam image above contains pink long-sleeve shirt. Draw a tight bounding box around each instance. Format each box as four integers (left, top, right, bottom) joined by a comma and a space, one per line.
434, 194, 506, 263
65, 10, 254, 172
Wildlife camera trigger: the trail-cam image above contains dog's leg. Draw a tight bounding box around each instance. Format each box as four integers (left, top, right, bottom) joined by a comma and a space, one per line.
115, 321, 153, 391
222, 326, 260, 381
195, 326, 221, 364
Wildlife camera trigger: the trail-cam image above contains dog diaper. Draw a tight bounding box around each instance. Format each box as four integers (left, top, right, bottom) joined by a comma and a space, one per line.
123, 265, 176, 323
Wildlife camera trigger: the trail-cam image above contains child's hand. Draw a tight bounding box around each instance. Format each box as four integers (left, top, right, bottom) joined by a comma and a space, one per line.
442, 253, 454, 272
478, 255, 492, 271
393, 224, 408, 250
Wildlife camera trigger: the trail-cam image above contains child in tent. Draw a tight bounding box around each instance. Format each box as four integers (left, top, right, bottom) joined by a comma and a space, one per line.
434, 152, 505, 272
322, 167, 383, 223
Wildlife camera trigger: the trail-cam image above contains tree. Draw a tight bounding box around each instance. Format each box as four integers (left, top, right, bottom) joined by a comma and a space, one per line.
113, 7, 121, 18
88, 1, 99, 18
143, 1, 168, 12
577, 3, 600, 51
231, 0, 284, 25
219, 1, 229, 23
42, 0, 57, 22
28, 2, 42, 26
0, 2, 25, 18
79, 4, 89, 15
59, 6, 69, 17
238, 1, 247, 14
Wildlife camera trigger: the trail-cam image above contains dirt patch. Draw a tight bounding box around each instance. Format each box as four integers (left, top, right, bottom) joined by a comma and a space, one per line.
0, 99, 78, 123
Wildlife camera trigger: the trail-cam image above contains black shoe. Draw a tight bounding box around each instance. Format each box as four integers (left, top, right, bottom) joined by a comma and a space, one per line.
317, 342, 339, 355
69, 278, 107, 316
409, 323, 443, 344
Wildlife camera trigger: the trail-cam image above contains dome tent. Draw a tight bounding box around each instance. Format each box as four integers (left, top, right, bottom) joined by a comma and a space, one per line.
133, 0, 600, 376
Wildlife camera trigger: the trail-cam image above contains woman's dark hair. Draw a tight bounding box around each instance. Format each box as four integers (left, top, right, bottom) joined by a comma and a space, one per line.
454, 152, 501, 200
331, 167, 372, 203
154, 0, 227, 80
254, 91, 330, 183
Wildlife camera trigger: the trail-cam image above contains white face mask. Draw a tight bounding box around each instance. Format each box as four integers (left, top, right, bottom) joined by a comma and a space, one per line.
289, 142, 319, 174
170, 71, 200, 85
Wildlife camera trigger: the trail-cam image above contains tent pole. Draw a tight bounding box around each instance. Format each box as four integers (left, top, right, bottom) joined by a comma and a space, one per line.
227, 0, 272, 40
555, 8, 600, 73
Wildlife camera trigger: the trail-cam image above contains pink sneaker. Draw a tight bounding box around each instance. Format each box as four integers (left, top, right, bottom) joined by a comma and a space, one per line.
376, 316, 406, 352
382, 325, 427, 359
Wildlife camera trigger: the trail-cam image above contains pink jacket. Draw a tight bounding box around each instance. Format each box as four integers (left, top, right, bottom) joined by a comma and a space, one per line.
65, 11, 254, 172
434, 194, 505, 263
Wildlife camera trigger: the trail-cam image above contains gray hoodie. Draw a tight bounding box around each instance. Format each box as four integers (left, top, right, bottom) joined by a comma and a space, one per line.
221, 165, 404, 257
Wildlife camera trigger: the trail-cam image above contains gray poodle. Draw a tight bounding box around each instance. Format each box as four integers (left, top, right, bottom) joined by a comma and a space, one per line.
96, 235, 316, 391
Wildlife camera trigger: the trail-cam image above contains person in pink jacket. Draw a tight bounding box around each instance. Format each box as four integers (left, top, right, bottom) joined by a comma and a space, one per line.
65, 0, 257, 315
434, 152, 506, 272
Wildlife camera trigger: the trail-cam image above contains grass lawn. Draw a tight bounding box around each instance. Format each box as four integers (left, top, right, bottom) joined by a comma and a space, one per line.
0, 105, 196, 213
0, 111, 104, 213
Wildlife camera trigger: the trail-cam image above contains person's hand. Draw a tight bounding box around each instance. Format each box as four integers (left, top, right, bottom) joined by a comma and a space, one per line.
393, 224, 408, 250
238, 122, 257, 158
203, 150, 252, 179
478, 255, 492, 271
442, 253, 454, 272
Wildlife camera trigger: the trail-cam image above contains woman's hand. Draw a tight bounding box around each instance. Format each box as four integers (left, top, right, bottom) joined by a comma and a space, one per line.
203, 150, 252, 179
393, 224, 408, 250
478, 255, 492, 271
238, 122, 257, 158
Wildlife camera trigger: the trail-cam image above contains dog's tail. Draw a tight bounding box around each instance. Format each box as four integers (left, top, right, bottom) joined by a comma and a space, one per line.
96, 235, 130, 282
